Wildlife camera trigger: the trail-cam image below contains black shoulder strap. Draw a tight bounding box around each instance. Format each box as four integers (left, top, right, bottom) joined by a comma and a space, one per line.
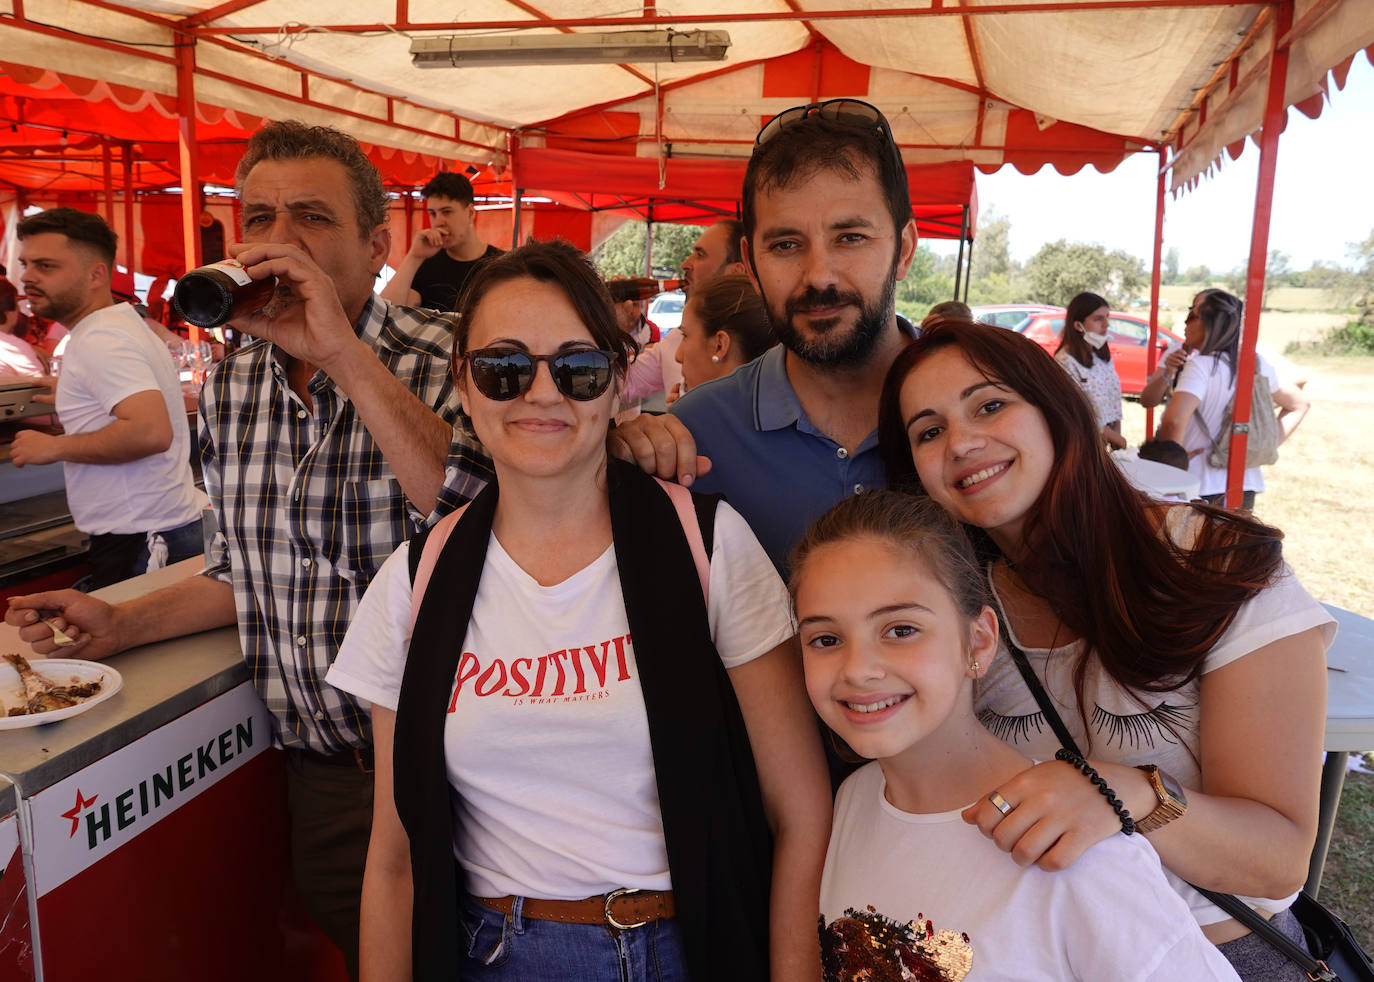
1195, 889, 1333, 978
607, 460, 771, 981
393, 482, 498, 982
407, 521, 434, 584
988, 565, 1332, 978
986, 566, 1082, 756
691, 490, 721, 562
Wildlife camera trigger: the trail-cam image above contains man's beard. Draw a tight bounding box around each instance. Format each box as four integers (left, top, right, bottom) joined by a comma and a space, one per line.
766, 260, 898, 369
26, 288, 83, 326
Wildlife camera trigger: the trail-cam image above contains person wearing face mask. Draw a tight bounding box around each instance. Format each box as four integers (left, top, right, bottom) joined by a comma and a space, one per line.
1054, 291, 1126, 450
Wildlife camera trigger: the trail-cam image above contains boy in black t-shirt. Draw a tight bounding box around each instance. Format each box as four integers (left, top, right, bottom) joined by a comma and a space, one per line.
381, 172, 501, 311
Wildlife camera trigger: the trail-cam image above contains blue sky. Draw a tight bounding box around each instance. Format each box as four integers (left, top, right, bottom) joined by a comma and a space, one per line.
929, 55, 1374, 273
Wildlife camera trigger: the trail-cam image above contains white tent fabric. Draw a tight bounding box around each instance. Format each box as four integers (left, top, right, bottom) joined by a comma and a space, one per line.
1173, 0, 1374, 191
1, 0, 1370, 188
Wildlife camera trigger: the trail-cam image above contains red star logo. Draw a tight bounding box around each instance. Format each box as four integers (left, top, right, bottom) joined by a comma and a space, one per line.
61, 789, 98, 839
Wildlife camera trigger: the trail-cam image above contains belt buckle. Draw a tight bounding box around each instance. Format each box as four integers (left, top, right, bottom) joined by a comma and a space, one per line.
604, 888, 648, 930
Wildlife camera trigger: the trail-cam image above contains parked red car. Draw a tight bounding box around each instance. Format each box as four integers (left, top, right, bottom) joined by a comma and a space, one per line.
969, 304, 1059, 328
1013, 309, 1183, 397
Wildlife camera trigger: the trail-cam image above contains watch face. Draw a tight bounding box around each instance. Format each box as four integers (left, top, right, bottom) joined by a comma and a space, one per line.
1157, 768, 1188, 806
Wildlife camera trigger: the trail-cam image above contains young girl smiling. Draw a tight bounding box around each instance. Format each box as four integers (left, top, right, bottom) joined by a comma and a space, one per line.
791, 490, 1238, 982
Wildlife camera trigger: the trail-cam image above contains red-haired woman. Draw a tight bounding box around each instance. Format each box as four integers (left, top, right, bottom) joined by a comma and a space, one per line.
876, 319, 1333, 981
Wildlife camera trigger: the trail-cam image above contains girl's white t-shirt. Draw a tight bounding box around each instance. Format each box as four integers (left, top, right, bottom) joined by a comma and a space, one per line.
820, 762, 1240, 981
328, 502, 794, 900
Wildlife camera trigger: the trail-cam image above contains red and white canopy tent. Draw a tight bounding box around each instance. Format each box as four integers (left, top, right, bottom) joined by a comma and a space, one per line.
1, 0, 1371, 505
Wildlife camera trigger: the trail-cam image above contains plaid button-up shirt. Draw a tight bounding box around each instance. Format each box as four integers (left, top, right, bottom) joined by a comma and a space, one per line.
199, 297, 492, 752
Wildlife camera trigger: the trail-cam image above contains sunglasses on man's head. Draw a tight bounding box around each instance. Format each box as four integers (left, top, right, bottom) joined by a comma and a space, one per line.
464, 346, 618, 402
754, 99, 898, 150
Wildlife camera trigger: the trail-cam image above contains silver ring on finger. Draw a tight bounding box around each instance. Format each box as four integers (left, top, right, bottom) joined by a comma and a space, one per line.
987, 791, 1013, 816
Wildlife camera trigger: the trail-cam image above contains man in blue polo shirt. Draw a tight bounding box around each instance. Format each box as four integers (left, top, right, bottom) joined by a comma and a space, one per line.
612, 101, 919, 574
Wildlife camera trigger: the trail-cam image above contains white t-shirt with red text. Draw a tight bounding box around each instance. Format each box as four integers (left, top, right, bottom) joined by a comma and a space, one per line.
328, 502, 793, 900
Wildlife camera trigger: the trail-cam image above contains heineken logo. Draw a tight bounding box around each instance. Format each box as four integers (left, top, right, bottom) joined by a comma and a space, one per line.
59, 718, 255, 850
61, 789, 98, 838
32, 681, 270, 899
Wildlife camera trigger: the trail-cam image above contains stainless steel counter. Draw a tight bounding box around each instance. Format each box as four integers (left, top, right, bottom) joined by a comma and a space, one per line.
0, 558, 244, 796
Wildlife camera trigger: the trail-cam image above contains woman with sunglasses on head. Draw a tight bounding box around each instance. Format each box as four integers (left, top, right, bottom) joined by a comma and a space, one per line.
1155, 289, 1309, 511
672, 273, 776, 400
327, 240, 831, 982
876, 319, 1333, 981
1054, 292, 1127, 451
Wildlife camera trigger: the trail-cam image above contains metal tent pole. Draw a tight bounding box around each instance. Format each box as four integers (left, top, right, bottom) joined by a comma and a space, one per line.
1145, 147, 1166, 440
1225, 0, 1293, 509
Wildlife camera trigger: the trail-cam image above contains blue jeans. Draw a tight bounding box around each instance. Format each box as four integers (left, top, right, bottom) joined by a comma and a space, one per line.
131, 516, 205, 576
458, 898, 690, 982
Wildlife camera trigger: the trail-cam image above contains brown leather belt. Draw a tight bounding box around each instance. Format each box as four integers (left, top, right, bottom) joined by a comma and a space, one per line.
477, 889, 675, 930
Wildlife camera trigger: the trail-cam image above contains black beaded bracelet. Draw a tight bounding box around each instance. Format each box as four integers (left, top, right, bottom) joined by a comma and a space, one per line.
1054, 748, 1136, 835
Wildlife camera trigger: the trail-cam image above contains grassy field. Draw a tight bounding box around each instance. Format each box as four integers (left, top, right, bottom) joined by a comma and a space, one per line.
1323, 765, 1374, 942
1157, 284, 1347, 312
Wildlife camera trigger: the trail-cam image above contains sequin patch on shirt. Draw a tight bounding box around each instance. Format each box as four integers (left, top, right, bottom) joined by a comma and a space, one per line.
820, 905, 974, 981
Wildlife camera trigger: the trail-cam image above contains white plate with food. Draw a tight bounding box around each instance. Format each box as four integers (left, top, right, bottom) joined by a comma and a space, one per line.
0, 655, 122, 729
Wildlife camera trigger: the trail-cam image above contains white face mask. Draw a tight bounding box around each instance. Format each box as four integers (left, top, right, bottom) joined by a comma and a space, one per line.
1082, 330, 1108, 349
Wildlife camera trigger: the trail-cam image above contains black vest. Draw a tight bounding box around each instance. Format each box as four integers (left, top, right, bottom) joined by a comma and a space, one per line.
393, 460, 774, 981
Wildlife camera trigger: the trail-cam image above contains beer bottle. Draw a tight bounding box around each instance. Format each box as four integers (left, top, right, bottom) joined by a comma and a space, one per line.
173, 260, 278, 328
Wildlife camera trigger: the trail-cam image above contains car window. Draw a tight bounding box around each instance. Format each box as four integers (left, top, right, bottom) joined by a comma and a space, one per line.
651, 296, 683, 315
1108, 316, 1148, 344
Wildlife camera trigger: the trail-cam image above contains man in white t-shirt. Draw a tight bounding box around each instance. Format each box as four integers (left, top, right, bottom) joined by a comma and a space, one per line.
11, 208, 203, 587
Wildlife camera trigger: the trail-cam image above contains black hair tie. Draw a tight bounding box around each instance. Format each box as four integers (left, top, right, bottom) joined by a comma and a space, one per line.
1055, 748, 1135, 835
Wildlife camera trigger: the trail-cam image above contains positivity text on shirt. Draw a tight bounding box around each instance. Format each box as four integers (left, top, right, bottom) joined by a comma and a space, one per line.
447, 634, 635, 709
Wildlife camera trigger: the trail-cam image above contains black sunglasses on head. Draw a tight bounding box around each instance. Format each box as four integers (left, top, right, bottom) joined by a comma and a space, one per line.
755, 98, 899, 152
464, 346, 618, 402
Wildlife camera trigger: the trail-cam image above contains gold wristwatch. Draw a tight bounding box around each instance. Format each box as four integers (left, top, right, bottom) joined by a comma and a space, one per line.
1134, 764, 1188, 833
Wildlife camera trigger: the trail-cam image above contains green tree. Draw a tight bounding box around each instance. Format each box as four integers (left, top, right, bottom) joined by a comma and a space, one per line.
1024, 240, 1146, 307
1286, 261, 1343, 291
1219, 265, 1247, 297
1163, 247, 1180, 285
954, 209, 1022, 304
894, 245, 955, 320
970, 210, 1013, 281
592, 221, 706, 278
1182, 263, 1211, 284
1348, 229, 1374, 305
1262, 249, 1292, 305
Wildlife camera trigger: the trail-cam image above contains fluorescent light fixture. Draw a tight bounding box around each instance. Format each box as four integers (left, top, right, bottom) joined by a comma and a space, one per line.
410, 29, 731, 68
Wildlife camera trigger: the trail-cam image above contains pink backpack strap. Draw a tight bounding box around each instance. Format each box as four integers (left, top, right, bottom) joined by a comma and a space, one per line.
654, 477, 709, 606
408, 503, 470, 633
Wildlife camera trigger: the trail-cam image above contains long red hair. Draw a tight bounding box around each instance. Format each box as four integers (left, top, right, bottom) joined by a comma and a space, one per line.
878, 320, 1284, 700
